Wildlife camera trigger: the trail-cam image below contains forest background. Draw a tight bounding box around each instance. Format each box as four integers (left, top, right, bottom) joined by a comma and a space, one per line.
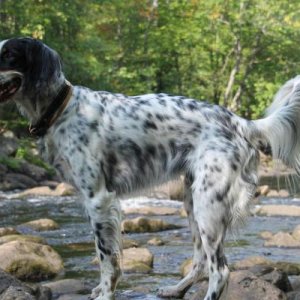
0, 0, 300, 123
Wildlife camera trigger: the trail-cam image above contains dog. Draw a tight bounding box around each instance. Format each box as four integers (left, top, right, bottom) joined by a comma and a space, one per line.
1, 37, 300, 300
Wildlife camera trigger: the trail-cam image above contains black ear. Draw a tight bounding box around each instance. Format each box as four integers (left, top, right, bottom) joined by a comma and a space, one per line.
22, 38, 62, 91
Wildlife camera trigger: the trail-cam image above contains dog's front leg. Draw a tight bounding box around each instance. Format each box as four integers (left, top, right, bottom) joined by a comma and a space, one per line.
84, 189, 122, 300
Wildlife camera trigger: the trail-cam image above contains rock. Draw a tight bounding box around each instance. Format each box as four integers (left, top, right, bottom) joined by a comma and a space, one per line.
19, 161, 49, 182
123, 238, 139, 249
180, 258, 192, 277
0, 240, 64, 281
292, 224, 300, 241
43, 279, 86, 296
0, 268, 51, 300
56, 295, 88, 300
226, 270, 287, 300
21, 219, 60, 231
0, 234, 46, 245
259, 231, 273, 240
233, 256, 300, 275
122, 206, 179, 216
147, 237, 164, 246
179, 208, 188, 218
0, 173, 37, 191
1, 285, 35, 300
257, 185, 270, 196
287, 291, 300, 300
290, 275, 300, 291
266, 189, 289, 197
256, 205, 300, 217
0, 226, 19, 237
122, 217, 182, 233
153, 177, 185, 200
248, 265, 293, 292
233, 256, 272, 270
264, 231, 300, 248
122, 248, 154, 273
16, 183, 75, 198
0, 133, 18, 156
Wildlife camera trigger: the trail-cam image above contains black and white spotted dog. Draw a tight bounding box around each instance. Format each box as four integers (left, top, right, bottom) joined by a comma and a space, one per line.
1, 37, 300, 300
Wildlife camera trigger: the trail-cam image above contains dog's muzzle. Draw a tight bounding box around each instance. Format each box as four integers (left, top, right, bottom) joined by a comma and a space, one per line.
0, 71, 22, 103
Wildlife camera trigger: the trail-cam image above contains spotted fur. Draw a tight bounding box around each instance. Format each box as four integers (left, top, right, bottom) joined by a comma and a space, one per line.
1, 38, 300, 300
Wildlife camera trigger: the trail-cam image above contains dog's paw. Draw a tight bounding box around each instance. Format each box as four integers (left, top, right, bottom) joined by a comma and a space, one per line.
157, 285, 185, 298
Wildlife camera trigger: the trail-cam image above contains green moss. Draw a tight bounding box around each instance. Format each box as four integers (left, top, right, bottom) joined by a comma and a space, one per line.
0, 156, 21, 170
225, 239, 250, 247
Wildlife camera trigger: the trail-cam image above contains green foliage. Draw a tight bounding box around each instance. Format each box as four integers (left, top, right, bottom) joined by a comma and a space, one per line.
0, 0, 300, 118
0, 156, 21, 170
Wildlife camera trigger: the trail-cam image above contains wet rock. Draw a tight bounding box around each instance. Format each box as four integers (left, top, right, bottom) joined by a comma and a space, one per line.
264, 231, 300, 248
256, 185, 270, 196
123, 238, 139, 249
147, 237, 165, 246
259, 230, 273, 240
180, 258, 192, 277
287, 291, 300, 300
233, 256, 300, 275
233, 256, 272, 270
0, 226, 19, 237
248, 265, 293, 292
290, 275, 300, 291
0, 268, 51, 300
15, 183, 75, 198
18, 162, 49, 182
0, 132, 19, 156
123, 248, 154, 273
56, 295, 88, 300
21, 219, 60, 231
256, 205, 300, 217
0, 240, 64, 281
0, 234, 46, 245
43, 279, 86, 296
122, 217, 182, 233
0, 173, 37, 191
292, 224, 300, 241
267, 189, 290, 197
123, 206, 179, 216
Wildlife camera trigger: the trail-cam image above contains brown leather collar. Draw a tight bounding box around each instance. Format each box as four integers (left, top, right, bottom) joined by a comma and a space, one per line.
29, 80, 73, 137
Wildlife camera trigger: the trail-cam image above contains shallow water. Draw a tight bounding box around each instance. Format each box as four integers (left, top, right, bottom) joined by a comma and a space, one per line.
0, 193, 299, 299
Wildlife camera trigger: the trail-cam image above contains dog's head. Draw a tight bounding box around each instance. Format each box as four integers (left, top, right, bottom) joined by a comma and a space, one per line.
0, 37, 62, 104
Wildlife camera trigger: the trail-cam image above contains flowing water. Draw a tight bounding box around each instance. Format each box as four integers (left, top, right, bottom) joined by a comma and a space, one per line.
0, 189, 299, 299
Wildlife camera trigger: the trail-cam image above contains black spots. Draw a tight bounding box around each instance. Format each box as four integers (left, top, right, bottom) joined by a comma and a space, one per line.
211, 291, 217, 300
155, 113, 167, 122
143, 120, 158, 131
214, 166, 222, 173
107, 151, 118, 167
211, 255, 215, 263
89, 190, 94, 198
158, 144, 168, 170
169, 139, 177, 158
231, 163, 237, 171
97, 239, 112, 256
59, 128, 65, 135
79, 134, 89, 146
145, 144, 156, 157
96, 223, 103, 231
89, 120, 98, 131
216, 245, 227, 270
100, 253, 104, 261
187, 101, 198, 111
158, 97, 167, 107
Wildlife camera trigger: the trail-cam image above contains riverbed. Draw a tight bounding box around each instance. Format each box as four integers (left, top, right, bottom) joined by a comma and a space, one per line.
0, 191, 299, 299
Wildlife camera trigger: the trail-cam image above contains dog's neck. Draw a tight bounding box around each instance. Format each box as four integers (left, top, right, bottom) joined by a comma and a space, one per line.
15, 74, 67, 125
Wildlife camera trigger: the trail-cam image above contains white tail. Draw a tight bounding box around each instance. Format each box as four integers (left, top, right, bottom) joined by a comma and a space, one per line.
253, 75, 300, 175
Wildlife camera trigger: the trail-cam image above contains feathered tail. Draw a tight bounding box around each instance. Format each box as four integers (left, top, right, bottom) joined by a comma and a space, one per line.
252, 75, 300, 174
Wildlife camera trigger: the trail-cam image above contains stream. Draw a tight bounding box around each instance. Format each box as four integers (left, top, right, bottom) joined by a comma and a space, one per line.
0, 188, 299, 299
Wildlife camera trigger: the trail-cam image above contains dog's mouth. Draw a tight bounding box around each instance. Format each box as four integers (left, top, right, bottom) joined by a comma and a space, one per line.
0, 77, 22, 103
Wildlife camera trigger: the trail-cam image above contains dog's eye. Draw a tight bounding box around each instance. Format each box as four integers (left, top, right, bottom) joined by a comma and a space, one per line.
1, 49, 13, 60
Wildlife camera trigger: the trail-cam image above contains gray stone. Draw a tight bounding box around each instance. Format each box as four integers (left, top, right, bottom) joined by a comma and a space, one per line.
43, 279, 86, 296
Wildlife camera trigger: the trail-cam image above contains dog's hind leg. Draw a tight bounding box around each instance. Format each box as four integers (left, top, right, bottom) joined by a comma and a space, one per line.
157, 175, 207, 298
84, 189, 122, 300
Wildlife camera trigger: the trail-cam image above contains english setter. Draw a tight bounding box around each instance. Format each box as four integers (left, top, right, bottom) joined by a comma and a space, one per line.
0, 37, 299, 300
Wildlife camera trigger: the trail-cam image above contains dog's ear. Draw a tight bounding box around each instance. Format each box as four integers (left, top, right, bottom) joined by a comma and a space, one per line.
22, 38, 62, 91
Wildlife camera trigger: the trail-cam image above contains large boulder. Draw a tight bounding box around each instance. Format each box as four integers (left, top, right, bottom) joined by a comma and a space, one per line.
292, 224, 300, 241
0, 240, 64, 281
190, 271, 287, 300
122, 217, 182, 233
122, 206, 179, 216
43, 279, 87, 297
0, 173, 37, 191
0, 227, 19, 237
